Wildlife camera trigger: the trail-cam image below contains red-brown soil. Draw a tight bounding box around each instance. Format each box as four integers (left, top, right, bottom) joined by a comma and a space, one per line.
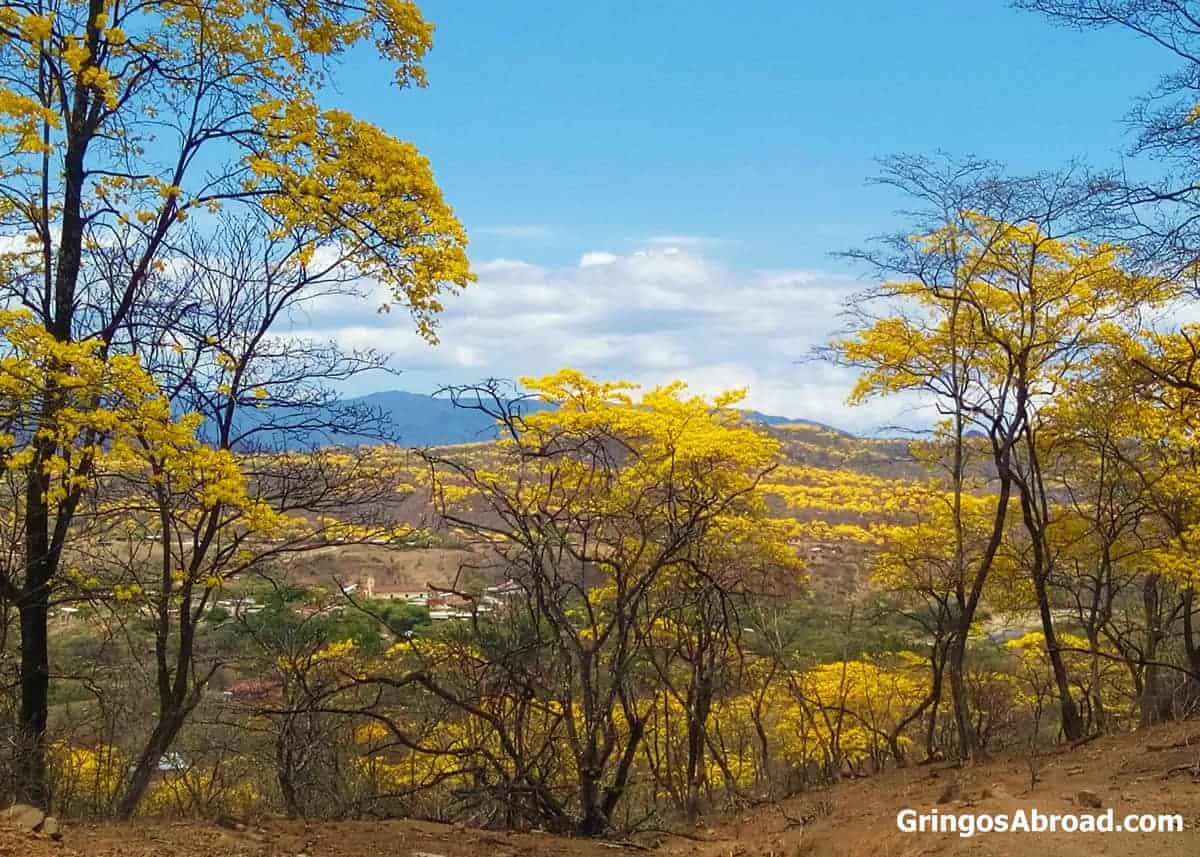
7, 722, 1199, 857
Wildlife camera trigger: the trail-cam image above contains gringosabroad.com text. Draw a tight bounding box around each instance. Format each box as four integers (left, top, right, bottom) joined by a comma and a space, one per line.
896, 807, 1184, 838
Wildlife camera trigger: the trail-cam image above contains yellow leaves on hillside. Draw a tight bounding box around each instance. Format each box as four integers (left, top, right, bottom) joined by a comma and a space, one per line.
1003, 630, 1131, 716
1005, 629, 1089, 657
765, 465, 923, 518
368, 651, 933, 802
777, 657, 927, 761
50, 740, 260, 818
871, 487, 1026, 605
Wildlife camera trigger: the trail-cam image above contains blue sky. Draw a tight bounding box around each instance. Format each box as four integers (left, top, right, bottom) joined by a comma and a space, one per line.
304, 1, 1171, 432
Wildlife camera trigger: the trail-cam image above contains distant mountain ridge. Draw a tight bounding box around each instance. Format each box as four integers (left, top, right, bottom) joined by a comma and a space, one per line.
740, 410, 853, 437
225, 390, 854, 449
342, 390, 548, 447
339, 394, 855, 447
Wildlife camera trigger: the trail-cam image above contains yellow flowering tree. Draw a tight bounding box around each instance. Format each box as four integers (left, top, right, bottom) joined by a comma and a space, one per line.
0, 0, 471, 808
833, 156, 1160, 751
0, 309, 204, 805
419, 370, 797, 835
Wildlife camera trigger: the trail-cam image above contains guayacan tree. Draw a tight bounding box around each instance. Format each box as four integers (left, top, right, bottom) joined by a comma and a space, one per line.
0, 0, 471, 808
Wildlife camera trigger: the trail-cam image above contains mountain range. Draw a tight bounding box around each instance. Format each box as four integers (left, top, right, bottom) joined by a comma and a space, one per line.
235, 390, 852, 449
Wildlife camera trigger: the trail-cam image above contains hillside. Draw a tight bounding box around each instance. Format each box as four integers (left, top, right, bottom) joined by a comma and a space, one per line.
269, 418, 919, 599
11, 721, 1196, 856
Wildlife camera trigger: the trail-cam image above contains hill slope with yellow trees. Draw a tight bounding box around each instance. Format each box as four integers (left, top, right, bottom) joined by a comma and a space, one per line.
3, 0, 1200, 851
7, 175, 1200, 844
17, 355, 1197, 842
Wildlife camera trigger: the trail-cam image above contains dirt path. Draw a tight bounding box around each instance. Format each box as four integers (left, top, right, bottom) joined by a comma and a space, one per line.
701, 721, 1200, 856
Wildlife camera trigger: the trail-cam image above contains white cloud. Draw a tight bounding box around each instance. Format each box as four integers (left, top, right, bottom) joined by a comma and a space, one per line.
474, 258, 547, 277
296, 246, 923, 435
579, 251, 617, 268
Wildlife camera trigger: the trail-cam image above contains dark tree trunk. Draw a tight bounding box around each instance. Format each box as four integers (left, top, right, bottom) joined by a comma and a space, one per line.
684, 677, 713, 823
15, 460, 53, 809
1018, 475, 1085, 743
948, 632, 975, 761
1181, 589, 1200, 710
117, 708, 188, 820
1138, 577, 1174, 726
275, 710, 304, 819
12, 50, 98, 804
1087, 628, 1106, 734
15, 583, 51, 808
1032, 572, 1085, 741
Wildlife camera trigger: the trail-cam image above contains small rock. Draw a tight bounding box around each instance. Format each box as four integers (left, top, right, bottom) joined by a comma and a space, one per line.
981, 784, 1008, 800
1076, 789, 1104, 809
1066, 766, 1085, 776
39, 816, 61, 840
5, 803, 45, 832
936, 781, 961, 804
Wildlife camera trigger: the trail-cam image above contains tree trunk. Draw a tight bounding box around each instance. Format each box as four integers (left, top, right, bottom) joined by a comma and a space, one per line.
577, 766, 605, 836
1183, 589, 1200, 711
891, 642, 945, 767
117, 707, 187, 820
1019, 474, 1085, 744
1087, 628, 1106, 734
947, 632, 975, 761
1032, 575, 1085, 741
12, 109, 93, 809
1137, 577, 1173, 725
15, 475, 53, 809
275, 713, 303, 819
15, 593, 50, 808
925, 677, 942, 761
684, 676, 713, 823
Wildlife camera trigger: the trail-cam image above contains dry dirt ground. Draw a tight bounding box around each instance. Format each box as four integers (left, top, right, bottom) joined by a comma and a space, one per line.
286, 545, 479, 593
7, 722, 1200, 857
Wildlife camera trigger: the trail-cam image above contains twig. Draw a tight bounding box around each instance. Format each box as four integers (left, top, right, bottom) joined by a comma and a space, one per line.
597, 840, 653, 852
1163, 763, 1200, 779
